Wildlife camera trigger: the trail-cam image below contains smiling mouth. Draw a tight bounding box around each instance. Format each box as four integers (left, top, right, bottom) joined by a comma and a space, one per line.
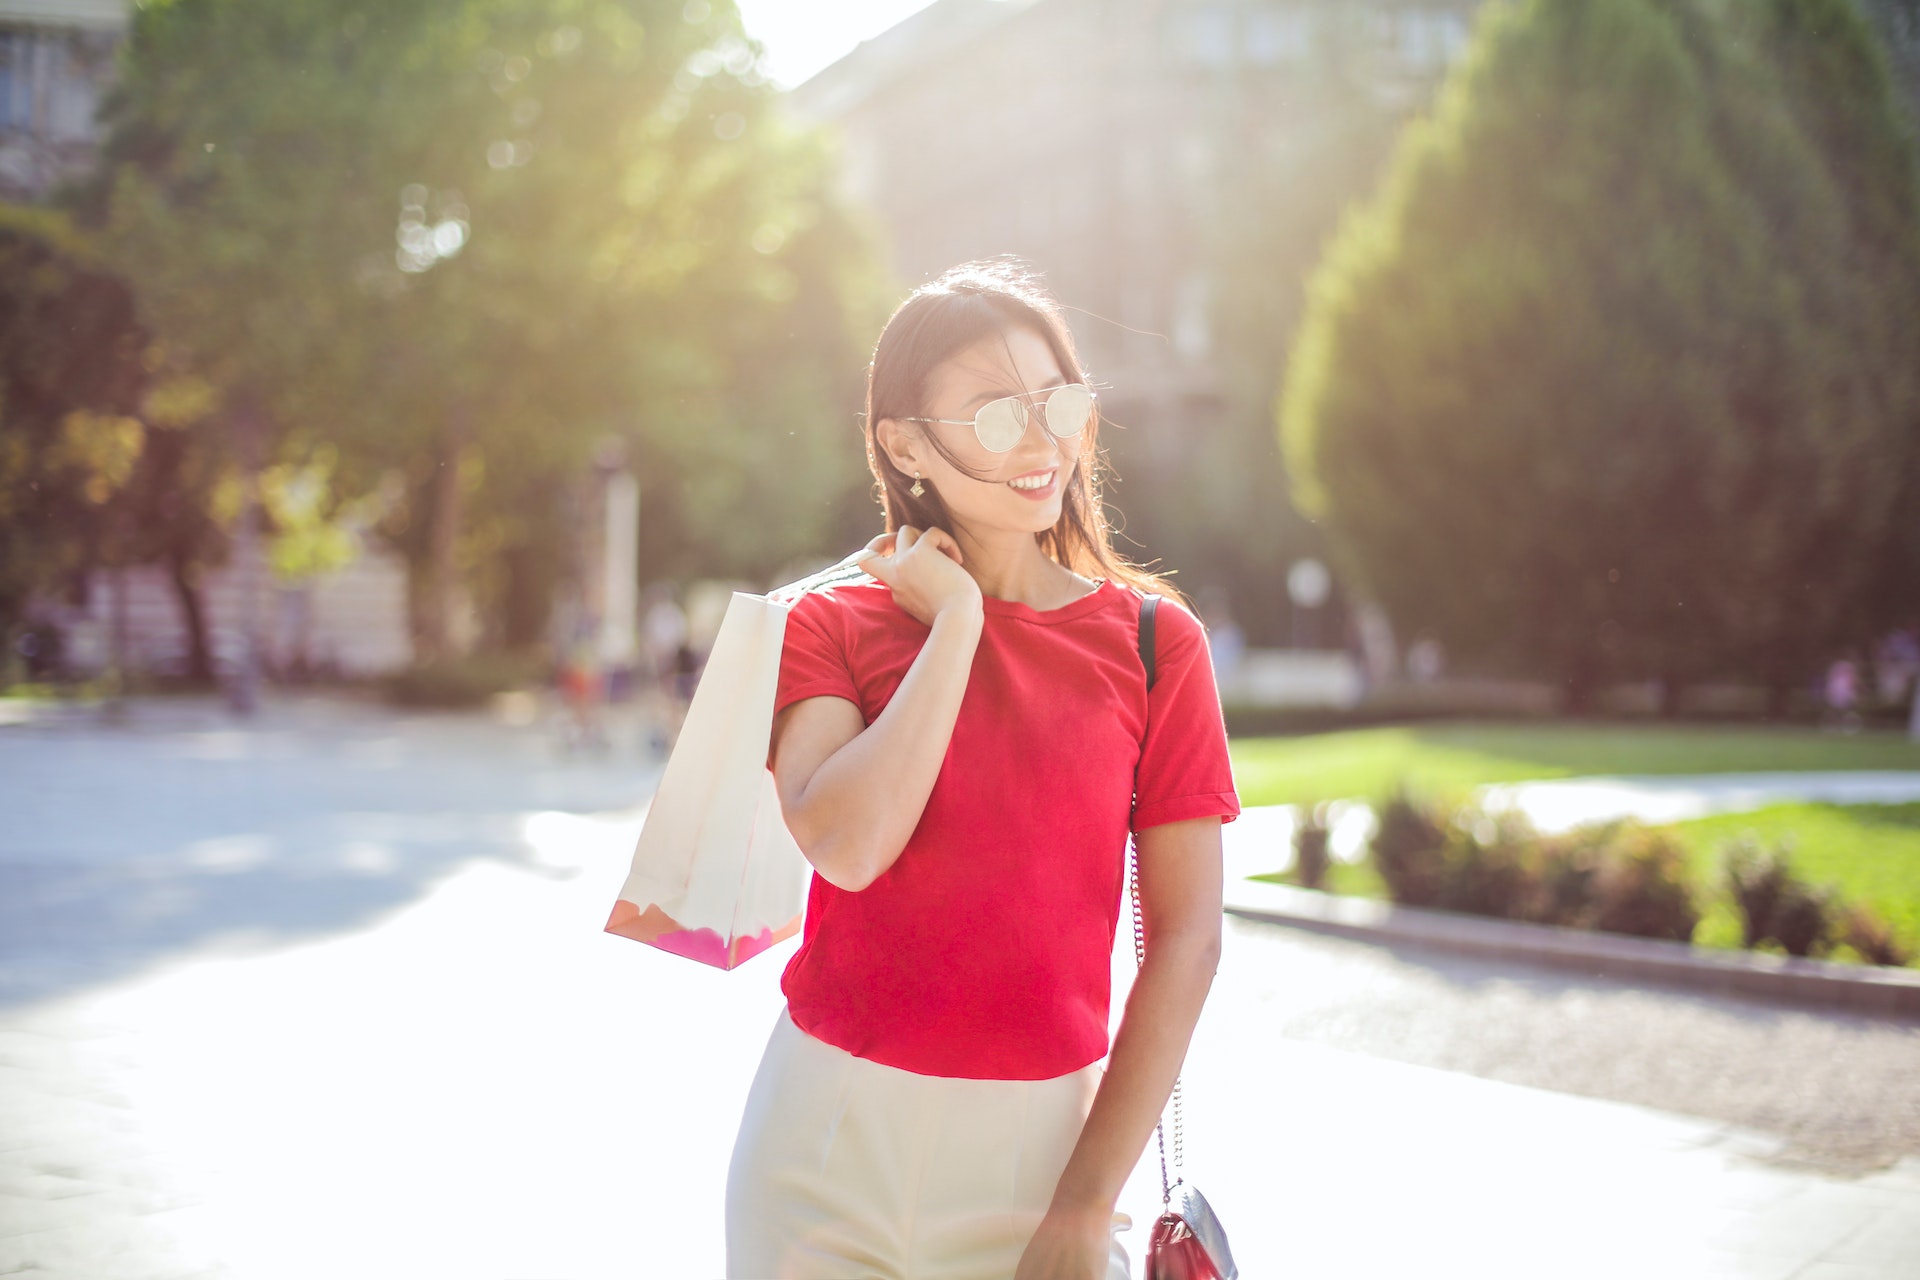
1007, 469, 1056, 492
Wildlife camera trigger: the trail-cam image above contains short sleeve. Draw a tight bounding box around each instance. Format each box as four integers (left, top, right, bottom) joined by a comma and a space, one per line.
1132, 598, 1241, 833
775, 590, 861, 718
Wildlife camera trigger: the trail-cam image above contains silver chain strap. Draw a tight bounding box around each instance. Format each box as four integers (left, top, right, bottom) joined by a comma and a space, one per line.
1128, 835, 1184, 1209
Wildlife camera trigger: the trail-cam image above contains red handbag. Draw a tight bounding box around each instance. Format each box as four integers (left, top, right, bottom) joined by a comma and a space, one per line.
1134, 595, 1238, 1280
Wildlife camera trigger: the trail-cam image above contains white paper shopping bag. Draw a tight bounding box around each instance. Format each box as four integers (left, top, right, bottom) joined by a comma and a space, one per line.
603, 563, 868, 969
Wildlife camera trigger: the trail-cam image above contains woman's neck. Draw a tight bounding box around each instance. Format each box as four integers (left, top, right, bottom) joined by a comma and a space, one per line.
949, 524, 1093, 609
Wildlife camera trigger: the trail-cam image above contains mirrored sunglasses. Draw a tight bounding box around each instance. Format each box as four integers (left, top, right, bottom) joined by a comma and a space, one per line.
901, 383, 1096, 454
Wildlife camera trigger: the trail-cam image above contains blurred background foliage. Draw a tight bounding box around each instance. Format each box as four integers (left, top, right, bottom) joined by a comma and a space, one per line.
1280, 0, 1920, 708
0, 0, 1916, 705
5, 0, 886, 670
0, 206, 153, 640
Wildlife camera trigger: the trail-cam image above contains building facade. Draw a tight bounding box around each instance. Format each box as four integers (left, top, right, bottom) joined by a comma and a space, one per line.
0, 0, 123, 202
790, 0, 1478, 640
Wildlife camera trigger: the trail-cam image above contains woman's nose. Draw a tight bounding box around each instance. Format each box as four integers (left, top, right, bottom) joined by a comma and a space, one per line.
1014, 395, 1066, 447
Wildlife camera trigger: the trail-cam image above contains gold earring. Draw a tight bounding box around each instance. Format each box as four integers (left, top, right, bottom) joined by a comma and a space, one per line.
909, 472, 925, 498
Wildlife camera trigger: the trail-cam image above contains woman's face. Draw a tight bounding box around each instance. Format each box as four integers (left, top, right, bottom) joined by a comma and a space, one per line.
891, 324, 1084, 539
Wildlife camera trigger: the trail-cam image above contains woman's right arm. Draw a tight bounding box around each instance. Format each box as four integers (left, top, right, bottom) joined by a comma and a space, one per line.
769, 526, 983, 892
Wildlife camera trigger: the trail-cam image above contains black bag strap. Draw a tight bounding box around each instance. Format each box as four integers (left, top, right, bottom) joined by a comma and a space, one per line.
1137, 592, 1161, 692
1130, 590, 1182, 1205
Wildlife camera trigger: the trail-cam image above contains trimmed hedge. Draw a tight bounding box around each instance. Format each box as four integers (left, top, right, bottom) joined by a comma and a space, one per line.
1291, 803, 1333, 891
1723, 838, 1913, 965
1370, 793, 1700, 942
1363, 789, 1911, 965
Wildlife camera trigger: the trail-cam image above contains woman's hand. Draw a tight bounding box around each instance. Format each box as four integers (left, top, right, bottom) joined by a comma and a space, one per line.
854, 525, 982, 627
1013, 1206, 1112, 1280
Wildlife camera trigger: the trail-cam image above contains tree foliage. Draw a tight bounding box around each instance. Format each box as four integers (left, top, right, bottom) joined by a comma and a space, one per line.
0, 207, 149, 646
86, 0, 886, 657
1279, 0, 1920, 701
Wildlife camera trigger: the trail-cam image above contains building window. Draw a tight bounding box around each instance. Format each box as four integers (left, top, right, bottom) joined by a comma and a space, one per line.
1120, 139, 1155, 203
0, 29, 98, 140
0, 31, 35, 130
1123, 281, 1154, 327
1396, 10, 1471, 72
1174, 8, 1235, 69
1018, 187, 1051, 239
1173, 273, 1210, 362
1245, 9, 1312, 67
1177, 134, 1213, 188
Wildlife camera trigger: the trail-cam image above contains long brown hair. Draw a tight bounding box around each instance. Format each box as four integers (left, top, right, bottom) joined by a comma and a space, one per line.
863, 258, 1179, 603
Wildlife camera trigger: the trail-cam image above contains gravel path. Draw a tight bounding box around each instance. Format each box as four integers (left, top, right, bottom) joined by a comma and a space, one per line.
1220, 913, 1920, 1177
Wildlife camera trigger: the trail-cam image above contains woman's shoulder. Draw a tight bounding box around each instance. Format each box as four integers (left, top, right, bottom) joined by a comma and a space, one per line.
1133, 587, 1208, 658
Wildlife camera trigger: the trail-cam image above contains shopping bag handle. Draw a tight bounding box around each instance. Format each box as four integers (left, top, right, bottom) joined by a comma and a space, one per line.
766, 557, 876, 604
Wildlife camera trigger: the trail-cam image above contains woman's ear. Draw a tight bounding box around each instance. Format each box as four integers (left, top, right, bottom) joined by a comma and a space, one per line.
874, 418, 922, 478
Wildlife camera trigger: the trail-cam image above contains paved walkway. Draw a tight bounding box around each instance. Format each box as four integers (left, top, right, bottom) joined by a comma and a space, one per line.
1483, 771, 1920, 833
5, 842, 1915, 1279
2, 705, 1917, 1277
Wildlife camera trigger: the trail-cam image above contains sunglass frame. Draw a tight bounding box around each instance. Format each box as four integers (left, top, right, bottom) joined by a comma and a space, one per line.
899, 383, 1096, 454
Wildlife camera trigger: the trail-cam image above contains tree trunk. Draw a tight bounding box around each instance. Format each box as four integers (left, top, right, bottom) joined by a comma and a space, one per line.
225, 398, 266, 716
1766, 680, 1793, 721
415, 412, 470, 663
1561, 651, 1599, 716
1908, 673, 1919, 742
165, 543, 214, 684
168, 548, 215, 687
1658, 673, 1683, 718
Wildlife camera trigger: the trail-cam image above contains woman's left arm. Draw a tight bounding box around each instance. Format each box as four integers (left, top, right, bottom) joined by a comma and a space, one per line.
1015, 814, 1224, 1278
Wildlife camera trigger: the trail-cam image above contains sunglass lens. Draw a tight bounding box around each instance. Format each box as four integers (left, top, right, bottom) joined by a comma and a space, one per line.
1042, 385, 1093, 437
974, 398, 1026, 452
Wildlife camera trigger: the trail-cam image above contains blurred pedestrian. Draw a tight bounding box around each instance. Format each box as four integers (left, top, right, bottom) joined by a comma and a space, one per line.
1875, 627, 1919, 707
1199, 585, 1244, 694
557, 632, 607, 754
1825, 654, 1861, 732
727, 261, 1239, 1279
658, 637, 700, 743
640, 587, 691, 753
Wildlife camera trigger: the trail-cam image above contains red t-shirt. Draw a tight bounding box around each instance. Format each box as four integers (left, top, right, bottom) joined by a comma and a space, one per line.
772, 576, 1240, 1080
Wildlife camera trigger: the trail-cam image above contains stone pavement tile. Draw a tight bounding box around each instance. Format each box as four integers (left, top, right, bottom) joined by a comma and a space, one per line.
0, 1212, 225, 1280
1820, 1207, 1920, 1270
1702, 1182, 1885, 1260
0, 1166, 123, 1205
1857, 1156, 1920, 1194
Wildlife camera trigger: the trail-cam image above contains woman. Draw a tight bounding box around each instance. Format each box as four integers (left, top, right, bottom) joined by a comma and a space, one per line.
726, 259, 1240, 1280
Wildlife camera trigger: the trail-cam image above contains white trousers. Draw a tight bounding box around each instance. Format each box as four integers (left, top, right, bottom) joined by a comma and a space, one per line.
726, 1006, 1133, 1280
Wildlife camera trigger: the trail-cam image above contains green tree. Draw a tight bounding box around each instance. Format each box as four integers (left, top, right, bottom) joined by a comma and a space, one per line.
86, 0, 883, 662
0, 202, 243, 685
1280, 0, 1920, 707
0, 207, 149, 673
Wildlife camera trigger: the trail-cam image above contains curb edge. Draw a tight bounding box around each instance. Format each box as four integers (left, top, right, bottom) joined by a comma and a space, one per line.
1223, 879, 1920, 1019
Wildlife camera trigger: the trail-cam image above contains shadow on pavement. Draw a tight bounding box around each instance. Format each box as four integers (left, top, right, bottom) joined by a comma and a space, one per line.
0, 696, 660, 1011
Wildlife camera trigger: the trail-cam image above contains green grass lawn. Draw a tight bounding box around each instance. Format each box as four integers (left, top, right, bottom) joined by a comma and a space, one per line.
1236, 723, 1920, 967
1230, 721, 1920, 809
1667, 803, 1920, 958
